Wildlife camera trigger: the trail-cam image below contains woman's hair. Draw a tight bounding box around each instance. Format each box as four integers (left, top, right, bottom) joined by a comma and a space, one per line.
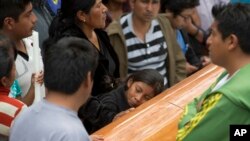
60, 0, 95, 18
125, 69, 165, 95
49, 0, 96, 41
0, 34, 16, 81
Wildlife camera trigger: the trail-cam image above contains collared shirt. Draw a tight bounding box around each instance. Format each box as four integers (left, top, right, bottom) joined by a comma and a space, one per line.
121, 13, 168, 86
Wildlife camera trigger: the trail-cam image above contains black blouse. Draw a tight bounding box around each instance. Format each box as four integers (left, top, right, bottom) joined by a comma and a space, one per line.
59, 25, 120, 96
80, 84, 131, 133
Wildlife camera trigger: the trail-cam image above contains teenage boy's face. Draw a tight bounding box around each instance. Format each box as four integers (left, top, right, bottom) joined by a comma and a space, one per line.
206, 21, 228, 66
12, 2, 37, 38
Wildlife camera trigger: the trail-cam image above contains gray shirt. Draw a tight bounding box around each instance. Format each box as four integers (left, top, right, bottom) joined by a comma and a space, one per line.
10, 100, 90, 141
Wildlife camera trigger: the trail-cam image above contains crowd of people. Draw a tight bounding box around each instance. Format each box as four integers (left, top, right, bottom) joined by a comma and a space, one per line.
1, 0, 250, 141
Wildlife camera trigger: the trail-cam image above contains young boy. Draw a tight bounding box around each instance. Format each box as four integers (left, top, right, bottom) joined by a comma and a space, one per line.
0, 0, 44, 105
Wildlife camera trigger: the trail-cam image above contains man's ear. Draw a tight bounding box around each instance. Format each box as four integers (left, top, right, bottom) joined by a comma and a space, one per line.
3, 17, 15, 30
84, 72, 92, 88
227, 34, 239, 51
1, 77, 10, 88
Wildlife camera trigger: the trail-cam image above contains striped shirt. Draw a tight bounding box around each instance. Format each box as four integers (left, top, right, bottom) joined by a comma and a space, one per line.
0, 87, 26, 136
121, 13, 168, 85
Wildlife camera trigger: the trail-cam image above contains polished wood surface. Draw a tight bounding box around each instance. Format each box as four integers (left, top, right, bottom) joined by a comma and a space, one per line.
92, 64, 224, 141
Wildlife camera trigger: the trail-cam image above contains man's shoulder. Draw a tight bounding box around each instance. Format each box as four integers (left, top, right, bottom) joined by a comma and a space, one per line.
106, 20, 123, 36
55, 128, 90, 141
156, 14, 172, 28
106, 13, 131, 36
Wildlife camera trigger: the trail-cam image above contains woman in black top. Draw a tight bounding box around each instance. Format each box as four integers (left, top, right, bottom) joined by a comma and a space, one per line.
47, 0, 120, 96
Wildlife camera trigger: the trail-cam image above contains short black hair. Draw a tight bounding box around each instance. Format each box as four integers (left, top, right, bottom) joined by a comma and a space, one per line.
0, 0, 32, 28
160, 0, 199, 16
212, 3, 250, 54
125, 69, 165, 95
43, 37, 98, 94
0, 33, 16, 81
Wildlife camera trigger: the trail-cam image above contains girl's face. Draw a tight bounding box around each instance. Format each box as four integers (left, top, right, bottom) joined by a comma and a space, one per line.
85, 0, 108, 29
126, 80, 155, 107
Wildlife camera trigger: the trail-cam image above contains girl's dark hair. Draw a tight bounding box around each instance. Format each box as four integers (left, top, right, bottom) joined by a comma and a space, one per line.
49, 0, 96, 41
0, 34, 16, 81
125, 69, 165, 95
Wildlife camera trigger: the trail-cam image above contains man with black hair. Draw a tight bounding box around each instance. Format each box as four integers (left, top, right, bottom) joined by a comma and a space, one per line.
177, 3, 250, 141
0, 0, 44, 105
107, 0, 187, 88
161, 0, 210, 75
10, 37, 99, 141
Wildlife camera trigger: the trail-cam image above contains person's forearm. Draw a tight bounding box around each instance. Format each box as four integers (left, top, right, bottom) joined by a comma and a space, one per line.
187, 24, 204, 43
17, 86, 35, 106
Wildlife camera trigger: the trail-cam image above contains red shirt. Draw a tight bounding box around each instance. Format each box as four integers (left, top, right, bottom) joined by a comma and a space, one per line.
0, 87, 26, 136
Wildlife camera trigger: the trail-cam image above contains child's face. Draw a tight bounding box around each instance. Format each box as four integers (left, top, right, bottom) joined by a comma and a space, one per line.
126, 80, 155, 107
12, 2, 37, 38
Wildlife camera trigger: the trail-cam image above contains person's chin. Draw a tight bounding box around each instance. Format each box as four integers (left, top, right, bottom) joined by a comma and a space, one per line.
143, 17, 153, 23
128, 100, 135, 107
28, 32, 33, 36
130, 100, 139, 107
96, 22, 105, 28
28, 30, 34, 36
22, 32, 32, 38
